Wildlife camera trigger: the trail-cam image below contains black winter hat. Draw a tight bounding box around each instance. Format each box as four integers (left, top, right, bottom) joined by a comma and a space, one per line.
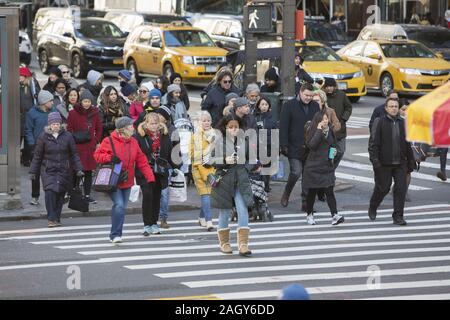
264, 67, 279, 82
324, 77, 337, 88
170, 72, 182, 84
48, 66, 62, 78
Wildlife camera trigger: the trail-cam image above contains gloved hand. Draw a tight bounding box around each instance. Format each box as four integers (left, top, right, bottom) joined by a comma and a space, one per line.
76, 171, 85, 178
111, 155, 121, 164
280, 146, 289, 157
29, 173, 36, 180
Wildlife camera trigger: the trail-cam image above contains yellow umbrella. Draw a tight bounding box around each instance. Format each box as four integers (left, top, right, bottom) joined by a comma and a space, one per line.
406, 81, 450, 146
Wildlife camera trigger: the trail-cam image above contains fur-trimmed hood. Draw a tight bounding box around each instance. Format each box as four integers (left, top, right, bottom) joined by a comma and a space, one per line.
137, 120, 168, 137
44, 124, 68, 135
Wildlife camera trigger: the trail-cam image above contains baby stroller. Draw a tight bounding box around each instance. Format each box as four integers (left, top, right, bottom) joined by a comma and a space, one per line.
231, 173, 274, 222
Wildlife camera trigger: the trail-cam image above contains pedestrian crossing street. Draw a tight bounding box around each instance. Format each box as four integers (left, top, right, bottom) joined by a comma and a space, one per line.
1, 204, 450, 299
335, 153, 450, 192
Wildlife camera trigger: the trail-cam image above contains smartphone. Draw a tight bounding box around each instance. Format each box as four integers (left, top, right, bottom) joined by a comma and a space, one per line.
329, 147, 337, 160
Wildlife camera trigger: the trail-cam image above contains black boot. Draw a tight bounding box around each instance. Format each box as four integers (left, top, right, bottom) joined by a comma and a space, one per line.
281, 175, 298, 207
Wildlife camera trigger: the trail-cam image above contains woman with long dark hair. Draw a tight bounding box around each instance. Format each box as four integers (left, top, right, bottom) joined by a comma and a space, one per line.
303, 111, 344, 226
99, 86, 129, 139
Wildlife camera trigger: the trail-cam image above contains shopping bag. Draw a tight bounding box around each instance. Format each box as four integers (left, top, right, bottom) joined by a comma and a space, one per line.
129, 180, 140, 203
168, 169, 187, 202
68, 177, 89, 213
93, 162, 122, 192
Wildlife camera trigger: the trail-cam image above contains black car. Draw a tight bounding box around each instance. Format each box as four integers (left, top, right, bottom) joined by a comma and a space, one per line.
305, 20, 350, 51
36, 17, 127, 78
400, 24, 450, 61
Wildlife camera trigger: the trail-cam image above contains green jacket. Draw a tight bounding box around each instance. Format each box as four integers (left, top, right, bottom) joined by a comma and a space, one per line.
326, 89, 352, 140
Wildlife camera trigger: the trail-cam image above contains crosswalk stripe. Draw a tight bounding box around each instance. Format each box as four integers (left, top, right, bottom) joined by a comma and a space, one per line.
358, 293, 450, 300
155, 255, 450, 278
212, 279, 450, 299
12, 216, 450, 242
339, 160, 450, 184
1, 204, 447, 237
124, 246, 450, 270
76, 238, 450, 256
182, 265, 450, 288
353, 152, 450, 171
335, 172, 431, 190
347, 135, 370, 140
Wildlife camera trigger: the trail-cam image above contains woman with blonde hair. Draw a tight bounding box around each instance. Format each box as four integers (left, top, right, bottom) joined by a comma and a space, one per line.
312, 90, 341, 133
134, 112, 175, 236
190, 111, 217, 231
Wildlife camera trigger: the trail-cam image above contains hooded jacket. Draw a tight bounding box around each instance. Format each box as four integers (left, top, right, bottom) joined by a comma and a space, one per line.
25, 105, 56, 147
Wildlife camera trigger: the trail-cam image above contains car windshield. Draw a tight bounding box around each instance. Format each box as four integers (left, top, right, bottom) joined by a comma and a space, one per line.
307, 25, 347, 41
298, 46, 342, 61
76, 21, 124, 38
381, 43, 436, 58
163, 30, 215, 47
406, 30, 450, 48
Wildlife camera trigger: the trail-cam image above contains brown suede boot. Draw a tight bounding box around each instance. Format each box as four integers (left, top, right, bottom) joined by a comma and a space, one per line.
217, 228, 232, 254
160, 219, 170, 229
237, 227, 252, 257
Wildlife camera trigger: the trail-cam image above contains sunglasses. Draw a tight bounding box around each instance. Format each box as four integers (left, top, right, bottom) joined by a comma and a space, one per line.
62, 71, 70, 74
222, 80, 232, 84
139, 90, 148, 93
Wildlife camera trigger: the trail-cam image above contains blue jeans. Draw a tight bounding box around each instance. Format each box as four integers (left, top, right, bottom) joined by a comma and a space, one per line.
109, 188, 131, 240
159, 170, 171, 220
218, 189, 249, 229
199, 194, 213, 222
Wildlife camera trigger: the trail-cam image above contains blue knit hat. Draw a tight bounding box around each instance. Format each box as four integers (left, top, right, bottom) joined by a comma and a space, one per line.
279, 284, 310, 300
118, 69, 131, 82
149, 88, 162, 98
121, 83, 137, 97
48, 112, 62, 125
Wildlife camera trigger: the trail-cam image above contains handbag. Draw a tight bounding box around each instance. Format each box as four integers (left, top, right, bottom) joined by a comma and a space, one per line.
153, 157, 169, 176
68, 177, 89, 213
93, 136, 122, 192
72, 114, 93, 144
207, 169, 227, 188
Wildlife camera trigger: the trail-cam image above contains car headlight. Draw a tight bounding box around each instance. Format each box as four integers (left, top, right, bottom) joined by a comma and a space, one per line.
83, 45, 102, 52
182, 56, 193, 64
399, 68, 421, 75
353, 71, 363, 78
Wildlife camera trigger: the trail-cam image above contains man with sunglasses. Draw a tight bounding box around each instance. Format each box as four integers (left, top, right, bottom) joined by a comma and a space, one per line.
201, 70, 241, 127
58, 65, 79, 89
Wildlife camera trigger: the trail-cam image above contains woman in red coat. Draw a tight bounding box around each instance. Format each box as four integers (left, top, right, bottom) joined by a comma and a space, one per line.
94, 116, 155, 243
67, 90, 103, 203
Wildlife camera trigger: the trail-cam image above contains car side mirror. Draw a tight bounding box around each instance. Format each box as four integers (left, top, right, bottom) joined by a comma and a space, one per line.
230, 32, 242, 39
368, 53, 382, 61
63, 32, 75, 39
123, 31, 129, 37
152, 41, 162, 48
215, 41, 224, 48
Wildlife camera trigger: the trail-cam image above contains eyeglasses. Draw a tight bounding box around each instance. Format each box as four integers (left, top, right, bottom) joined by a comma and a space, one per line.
139, 90, 148, 93
222, 80, 232, 84
62, 71, 70, 74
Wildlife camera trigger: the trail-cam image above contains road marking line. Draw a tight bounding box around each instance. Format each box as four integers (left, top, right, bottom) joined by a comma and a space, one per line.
358, 293, 450, 300
353, 153, 450, 170
347, 135, 370, 140
335, 172, 430, 190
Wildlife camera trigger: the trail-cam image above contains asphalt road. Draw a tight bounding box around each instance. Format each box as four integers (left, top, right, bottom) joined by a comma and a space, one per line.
2, 55, 449, 300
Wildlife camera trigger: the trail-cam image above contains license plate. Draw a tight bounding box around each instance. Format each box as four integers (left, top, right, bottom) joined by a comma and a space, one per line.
205, 65, 217, 72
113, 59, 123, 65
432, 80, 443, 87
337, 82, 347, 90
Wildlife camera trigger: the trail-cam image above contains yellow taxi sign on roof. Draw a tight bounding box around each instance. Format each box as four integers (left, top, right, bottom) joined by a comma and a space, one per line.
358, 24, 408, 41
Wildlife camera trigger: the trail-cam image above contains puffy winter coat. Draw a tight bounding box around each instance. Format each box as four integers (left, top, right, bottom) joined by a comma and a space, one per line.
303, 127, 337, 189
94, 130, 155, 189
67, 104, 103, 171
29, 127, 83, 193
326, 89, 352, 140
25, 106, 56, 147
129, 101, 144, 121
190, 129, 216, 195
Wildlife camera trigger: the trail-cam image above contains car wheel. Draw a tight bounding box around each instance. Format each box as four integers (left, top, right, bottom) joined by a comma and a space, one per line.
349, 96, 360, 103
163, 63, 174, 80
72, 53, 86, 79
39, 50, 50, 74
380, 73, 394, 97
127, 59, 141, 85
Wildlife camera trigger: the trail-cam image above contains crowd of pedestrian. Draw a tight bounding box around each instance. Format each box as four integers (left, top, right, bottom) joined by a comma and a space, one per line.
18, 54, 448, 254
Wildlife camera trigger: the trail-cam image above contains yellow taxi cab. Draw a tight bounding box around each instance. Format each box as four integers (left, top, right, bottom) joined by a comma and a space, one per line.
337, 24, 450, 96
235, 41, 366, 102
123, 22, 228, 84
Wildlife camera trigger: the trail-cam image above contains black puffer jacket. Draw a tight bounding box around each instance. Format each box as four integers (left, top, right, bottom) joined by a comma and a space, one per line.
30, 127, 83, 193
201, 84, 241, 127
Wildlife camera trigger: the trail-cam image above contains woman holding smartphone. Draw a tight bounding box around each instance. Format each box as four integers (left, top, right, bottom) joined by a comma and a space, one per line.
303, 111, 344, 226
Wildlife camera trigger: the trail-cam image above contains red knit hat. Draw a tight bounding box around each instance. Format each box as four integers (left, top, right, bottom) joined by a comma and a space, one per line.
19, 67, 32, 77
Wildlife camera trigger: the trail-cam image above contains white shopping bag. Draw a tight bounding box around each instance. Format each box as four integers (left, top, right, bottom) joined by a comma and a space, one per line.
169, 169, 187, 202
129, 180, 140, 203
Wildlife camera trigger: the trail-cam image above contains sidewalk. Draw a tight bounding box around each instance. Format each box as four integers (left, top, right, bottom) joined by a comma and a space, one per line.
0, 164, 353, 222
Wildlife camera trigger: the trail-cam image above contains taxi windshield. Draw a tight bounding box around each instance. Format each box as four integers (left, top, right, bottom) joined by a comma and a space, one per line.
164, 30, 215, 47
299, 46, 342, 61
381, 43, 436, 58
76, 21, 124, 38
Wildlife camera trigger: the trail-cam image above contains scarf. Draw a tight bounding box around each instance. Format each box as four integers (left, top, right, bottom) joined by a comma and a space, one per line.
107, 101, 124, 120
147, 129, 161, 158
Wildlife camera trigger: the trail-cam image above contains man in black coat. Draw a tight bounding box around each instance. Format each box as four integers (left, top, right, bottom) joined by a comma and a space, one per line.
201, 70, 241, 127
368, 90, 399, 131
280, 83, 320, 210
368, 98, 415, 225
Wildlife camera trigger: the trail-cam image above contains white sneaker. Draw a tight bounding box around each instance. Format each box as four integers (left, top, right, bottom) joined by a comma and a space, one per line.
206, 221, 215, 231
306, 214, 316, 225
198, 217, 207, 227
331, 214, 345, 226
30, 197, 39, 205
110, 237, 122, 244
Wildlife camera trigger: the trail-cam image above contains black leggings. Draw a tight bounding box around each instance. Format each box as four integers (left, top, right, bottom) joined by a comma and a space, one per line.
306, 186, 337, 216
141, 176, 163, 226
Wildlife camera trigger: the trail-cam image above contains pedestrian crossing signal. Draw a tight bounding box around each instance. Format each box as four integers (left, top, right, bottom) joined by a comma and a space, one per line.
246, 4, 273, 33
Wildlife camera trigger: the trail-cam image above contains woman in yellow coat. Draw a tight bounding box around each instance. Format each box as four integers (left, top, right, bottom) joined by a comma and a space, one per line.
191, 111, 217, 231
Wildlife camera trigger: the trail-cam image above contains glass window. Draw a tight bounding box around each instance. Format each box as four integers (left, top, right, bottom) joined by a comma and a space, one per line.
62, 21, 74, 35
76, 21, 124, 38
138, 30, 152, 44
346, 41, 365, 57
212, 21, 231, 36
298, 46, 342, 61
151, 31, 162, 47
42, 22, 54, 33
163, 30, 215, 47
52, 20, 65, 35
381, 43, 436, 58
363, 42, 381, 57
228, 22, 242, 38
406, 29, 450, 48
